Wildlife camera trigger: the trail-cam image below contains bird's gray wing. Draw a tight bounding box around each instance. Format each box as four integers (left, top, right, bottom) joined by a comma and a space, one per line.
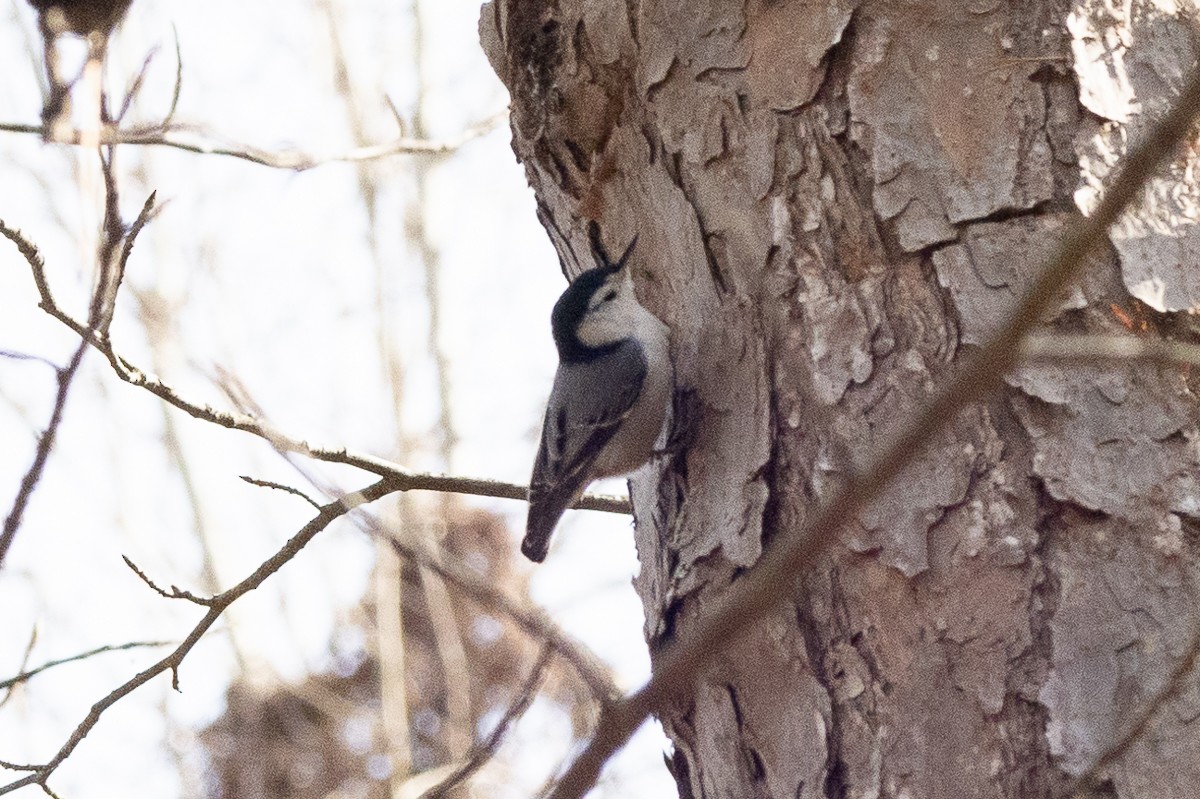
523, 341, 647, 562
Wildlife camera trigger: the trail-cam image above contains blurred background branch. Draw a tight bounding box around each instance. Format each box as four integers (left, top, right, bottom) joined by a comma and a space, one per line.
0, 111, 506, 169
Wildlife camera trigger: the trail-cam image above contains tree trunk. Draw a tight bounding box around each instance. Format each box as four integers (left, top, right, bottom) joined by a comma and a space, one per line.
481, 1, 1200, 797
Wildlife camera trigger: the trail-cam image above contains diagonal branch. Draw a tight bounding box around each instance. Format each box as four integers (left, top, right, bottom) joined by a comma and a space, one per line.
0, 477, 398, 796
545, 61, 1200, 799
0, 168, 154, 568
418, 644, 555, 799
0, 334, 88, 568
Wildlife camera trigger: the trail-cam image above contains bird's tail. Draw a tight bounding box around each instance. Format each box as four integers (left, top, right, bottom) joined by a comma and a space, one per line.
520, 528, 552, 563
522, 481, 585, 563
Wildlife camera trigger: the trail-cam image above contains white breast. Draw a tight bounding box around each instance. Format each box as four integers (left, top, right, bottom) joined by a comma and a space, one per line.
591, 309, 672, 478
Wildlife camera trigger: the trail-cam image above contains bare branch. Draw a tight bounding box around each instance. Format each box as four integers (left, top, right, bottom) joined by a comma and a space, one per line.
0, 641, 172, 692
0, 111, 506, 171
0, 477, 398, 796
546, 61, 1200, 799
384, 94, 409, 137
0, 762, 37, 773
0, 219, 52, 308
419, 644, 554, 798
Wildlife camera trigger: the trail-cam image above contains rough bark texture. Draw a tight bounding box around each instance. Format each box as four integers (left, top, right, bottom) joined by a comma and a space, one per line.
481, 1, 1200, 797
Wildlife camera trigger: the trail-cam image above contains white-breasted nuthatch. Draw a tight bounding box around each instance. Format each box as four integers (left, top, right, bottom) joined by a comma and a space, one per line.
523, 236, 672, 563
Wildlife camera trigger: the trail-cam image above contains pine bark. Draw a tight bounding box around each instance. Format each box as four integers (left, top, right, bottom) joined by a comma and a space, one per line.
481, 2, 1200, 797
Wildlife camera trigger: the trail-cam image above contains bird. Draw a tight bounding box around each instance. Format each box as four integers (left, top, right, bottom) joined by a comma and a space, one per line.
523, 236, 672, 563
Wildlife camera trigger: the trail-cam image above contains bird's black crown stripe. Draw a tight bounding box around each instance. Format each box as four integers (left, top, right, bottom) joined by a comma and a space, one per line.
551, 266, 620, 362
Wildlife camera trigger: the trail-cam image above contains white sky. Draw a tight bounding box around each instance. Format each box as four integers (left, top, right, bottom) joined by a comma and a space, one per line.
0, 1, 677, 796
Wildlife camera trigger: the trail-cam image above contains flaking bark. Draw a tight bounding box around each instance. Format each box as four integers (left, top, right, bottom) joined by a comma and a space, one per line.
482, 1, 1200, 796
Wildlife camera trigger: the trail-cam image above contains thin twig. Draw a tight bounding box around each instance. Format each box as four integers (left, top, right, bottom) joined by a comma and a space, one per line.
0, 641, 172, 691
114, 191, 157, 300
384, 94, 409, 136
545, 61, 1200, 799
239, 476, 323, 510
115, 46, 158, 123
162, 26, 183, 129
121, 555, 214, 606
0, 629, 39, 710
420, 644, 555, 798
0, 351, 59, 369
0, 112, 506, 170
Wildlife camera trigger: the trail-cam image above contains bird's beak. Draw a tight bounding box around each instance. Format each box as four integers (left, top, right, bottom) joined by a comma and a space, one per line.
614, 234, 639, 273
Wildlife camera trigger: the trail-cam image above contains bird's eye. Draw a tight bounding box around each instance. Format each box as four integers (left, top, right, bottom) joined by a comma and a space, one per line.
601, 289, 617, 303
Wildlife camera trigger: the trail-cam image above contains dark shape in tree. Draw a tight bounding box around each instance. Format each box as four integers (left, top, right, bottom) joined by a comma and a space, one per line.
27, 0, 131, 36
27, 0, 134, 133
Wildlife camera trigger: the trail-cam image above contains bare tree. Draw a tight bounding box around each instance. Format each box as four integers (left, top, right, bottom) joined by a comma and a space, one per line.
482, 1, 1200, 797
